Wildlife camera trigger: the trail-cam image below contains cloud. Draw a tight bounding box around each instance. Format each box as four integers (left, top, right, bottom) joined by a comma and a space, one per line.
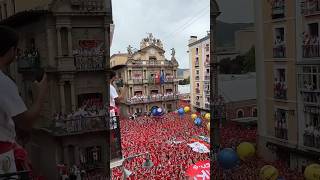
110, 0, 210, 69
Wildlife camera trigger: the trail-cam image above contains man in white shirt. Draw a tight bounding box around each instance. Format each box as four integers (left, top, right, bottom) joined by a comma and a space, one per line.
0, 26, 48, 173
110, 70, 126, 114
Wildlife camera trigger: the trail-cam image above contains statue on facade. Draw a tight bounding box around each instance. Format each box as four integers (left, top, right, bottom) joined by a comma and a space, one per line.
127, 45, 133, 55
148, 33, 153, 41
171, 48, 176, 57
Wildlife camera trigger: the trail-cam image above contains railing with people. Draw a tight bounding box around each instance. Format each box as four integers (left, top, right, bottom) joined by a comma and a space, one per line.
302, 44, 320, 58
274, 127, 288, 140
273, 45, 286, 58
303, 128, 320, 149
301, 0, 320, 16
125, 94, 179, 104
271, 0, 285, 19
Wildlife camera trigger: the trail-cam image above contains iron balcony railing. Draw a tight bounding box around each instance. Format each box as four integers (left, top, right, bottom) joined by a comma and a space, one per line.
271, 0, 285, 19
274, 82, 287, 100
273, 45, 286, 58
302, 44, 320, 58
303, 132, 320, 149
301, 0, 320, 16
53, 115, 107, 135
74, 56, 105, 71
275, 127, 288, 140
125, 95, 179, 105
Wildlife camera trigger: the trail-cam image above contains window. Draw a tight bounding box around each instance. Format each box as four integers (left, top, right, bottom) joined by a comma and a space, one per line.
252, 108, 257, 117
61, 27, 68, 56
274, 68, 287, 99
195, 57, 199, 67
237, 109, 244, 118
196, 70, 199, 75
196, 48, 199, 55
274, 108, 288, 140
205, 44, 209, 52
0, 6, 2, 20
273, 27, 285, 58
303, 23, 320, 58
4, 4, 7, 18
206, 69, 210, 74
196, 83, 199, 87
271, 0, 285, 19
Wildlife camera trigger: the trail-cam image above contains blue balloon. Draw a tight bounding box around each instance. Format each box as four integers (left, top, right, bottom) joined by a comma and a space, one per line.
178, 108, 184, 115
217, 148, 239, 169
152, 108, 158, 116
194, 117, 202, 125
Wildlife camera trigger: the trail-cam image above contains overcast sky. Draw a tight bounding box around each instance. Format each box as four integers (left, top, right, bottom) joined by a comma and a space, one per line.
110, 0, 253, 69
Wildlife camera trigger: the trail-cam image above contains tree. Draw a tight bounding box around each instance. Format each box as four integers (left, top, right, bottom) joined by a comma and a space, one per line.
242, 46, 255, 73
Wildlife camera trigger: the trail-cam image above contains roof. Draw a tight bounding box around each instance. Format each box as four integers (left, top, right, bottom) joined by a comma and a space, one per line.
218, 73, 256, 102
188, 35, 209, 47
138, 44, 165, 54
0, 10, 49, 27
111, 53, 128, 58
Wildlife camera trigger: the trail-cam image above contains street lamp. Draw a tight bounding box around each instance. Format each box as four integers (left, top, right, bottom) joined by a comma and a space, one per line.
110, 152, 154, 179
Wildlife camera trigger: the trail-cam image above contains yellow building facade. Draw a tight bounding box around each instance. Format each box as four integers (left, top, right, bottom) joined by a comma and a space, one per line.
255, 0, 320, 171
188, 35, 210, 113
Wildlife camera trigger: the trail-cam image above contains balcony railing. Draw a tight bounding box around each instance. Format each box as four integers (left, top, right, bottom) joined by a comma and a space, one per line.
271, 0, 285, 19
195, 61, 199, 67
125, 94, 179, 105
302, 44, 320, 58
273, 45, 286, 58
74, 56, 105, 71
196, 88, 200, 94
129, 60, 172, 67
301, 0, 320, 16
195, 76, 200, 81
53, 115, 107, 135
205, 75, 210, 81
303, 132, 320, 148
196, 101, 201, 107
301, 91, 320, 104
17, 55, 40, 71
275, 127, 288, 140
132, 78, 144, 84
204, 90, 210, 95
274, 82, 287, 100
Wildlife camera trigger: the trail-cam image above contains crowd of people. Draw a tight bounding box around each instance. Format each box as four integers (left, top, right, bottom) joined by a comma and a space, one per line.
274, 77, 287, 99
109, 100, 306, 179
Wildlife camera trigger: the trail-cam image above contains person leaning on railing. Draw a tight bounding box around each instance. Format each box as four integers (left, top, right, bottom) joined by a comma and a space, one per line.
0, 26, 48, 177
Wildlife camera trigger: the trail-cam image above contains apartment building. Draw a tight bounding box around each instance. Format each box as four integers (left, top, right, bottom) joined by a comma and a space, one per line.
0, 0, 113, 178
110, 34, 180, 116
255, 0, 320, 171
189, 34, 211, 113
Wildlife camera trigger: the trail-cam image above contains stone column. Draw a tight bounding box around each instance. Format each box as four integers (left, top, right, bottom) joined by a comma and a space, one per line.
70, 80, 76, 111
56, 27, 62, 56
59, 81, 66, 113
67, 27, 73, 56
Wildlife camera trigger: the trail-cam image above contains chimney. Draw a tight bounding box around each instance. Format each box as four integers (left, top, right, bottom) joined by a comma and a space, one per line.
189, 36, 197, 45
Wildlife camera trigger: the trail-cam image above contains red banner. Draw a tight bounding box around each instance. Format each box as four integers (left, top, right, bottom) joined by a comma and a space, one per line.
186, 160, 210, 179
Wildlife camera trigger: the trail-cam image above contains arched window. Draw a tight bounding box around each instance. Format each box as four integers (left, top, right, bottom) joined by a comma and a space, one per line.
252, 107, 257, 117
237, 109, 244, 118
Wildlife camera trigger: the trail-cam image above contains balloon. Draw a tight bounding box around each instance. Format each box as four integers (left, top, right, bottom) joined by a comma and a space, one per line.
207, 122, 210, 131
157, 108, 163, 113
194, 117, 202, 126
259, 165, 279, 180
205, 113, 210, 120
191, 114, 197, 120
152, 108, 158, 116
217, 148, 239, 170
236, 142, 255, 160
184, 106, 190, 113
304, 164, 320, 180
178, 108, 185, 115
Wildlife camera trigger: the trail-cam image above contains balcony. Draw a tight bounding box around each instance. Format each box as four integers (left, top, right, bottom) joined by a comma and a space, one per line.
196, 88, 200, 94
301, 91, 320, 105
205, 103, 210, 110
74, 56, 105, 71
301, 0, 320, 16
17, 53, 40, 72
271, 0, 285, 19
125, 94, 179, 105
132, 78, 144, 84
304, 132, 320, 149
195, 76, 200, 81
195, 101, 201, 107
302, 44, 320, 58
273, 45, 286, 58
204, 90, 210, 96
275, 127, 288, 140
195, 61, 200, 67
53, 116, 107, 136
274, 83, 287, 100
204, 75, 210, 81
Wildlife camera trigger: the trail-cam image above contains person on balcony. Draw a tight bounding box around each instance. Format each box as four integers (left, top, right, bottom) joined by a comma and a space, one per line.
110, 70, 126, 115
0, 26, 48, 176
